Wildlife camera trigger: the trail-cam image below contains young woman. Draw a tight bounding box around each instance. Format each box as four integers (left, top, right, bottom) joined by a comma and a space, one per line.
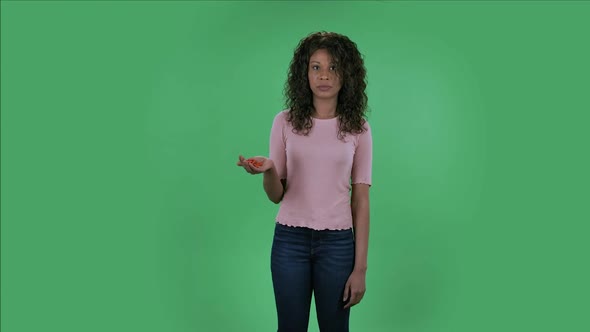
237, 31, 372, 332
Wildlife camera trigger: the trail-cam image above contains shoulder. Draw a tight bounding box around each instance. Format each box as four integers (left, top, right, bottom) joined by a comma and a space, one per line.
357, 118, 372, 136
362, 118, 371, 130
351, 118, 372, 146
272, 109, 290, 125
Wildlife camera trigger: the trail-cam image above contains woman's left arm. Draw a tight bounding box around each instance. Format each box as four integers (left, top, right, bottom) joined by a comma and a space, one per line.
343, 183, 370, 309
352, 183, 370, 272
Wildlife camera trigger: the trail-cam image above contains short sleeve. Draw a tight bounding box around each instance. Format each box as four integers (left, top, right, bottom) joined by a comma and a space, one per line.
269, 111, 287, 180
351, 121, 372, 186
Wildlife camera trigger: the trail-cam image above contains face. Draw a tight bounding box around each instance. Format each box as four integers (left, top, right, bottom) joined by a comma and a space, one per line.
308, 49, 342, 100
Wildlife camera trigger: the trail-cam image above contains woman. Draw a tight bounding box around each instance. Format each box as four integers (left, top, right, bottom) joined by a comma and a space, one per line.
237, 31, 372, 332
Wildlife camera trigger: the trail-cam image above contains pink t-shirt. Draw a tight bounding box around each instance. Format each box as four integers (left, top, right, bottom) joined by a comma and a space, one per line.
269, 109, 373, 230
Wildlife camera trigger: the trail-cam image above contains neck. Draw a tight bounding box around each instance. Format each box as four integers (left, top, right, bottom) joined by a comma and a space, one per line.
312, 98, 338, 119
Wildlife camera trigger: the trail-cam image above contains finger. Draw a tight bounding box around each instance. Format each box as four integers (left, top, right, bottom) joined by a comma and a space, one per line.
239, 159, 251, 171
344, 292, 355, 308
343, 282, 351, 302
247, 158, 263, 168
245, 159, 264, 171
357, 291, 365, 303
244, 161, 260, 174
243, 163, 255, 174
344, 293, 357, 309
351, 292, 361, 306
250, 159, 265, 170
352, 290, 365, 306
345, 288, 363, 309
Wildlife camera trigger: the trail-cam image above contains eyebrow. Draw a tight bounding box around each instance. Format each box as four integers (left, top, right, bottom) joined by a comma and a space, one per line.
310, 61, 335, 64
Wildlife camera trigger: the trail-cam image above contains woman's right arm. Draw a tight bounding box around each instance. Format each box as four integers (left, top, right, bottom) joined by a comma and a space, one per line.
263, 161, 286, 204
266, 112, 288, 204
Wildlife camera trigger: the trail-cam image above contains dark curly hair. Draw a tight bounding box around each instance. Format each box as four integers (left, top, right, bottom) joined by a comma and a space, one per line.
283, 31, 369, 140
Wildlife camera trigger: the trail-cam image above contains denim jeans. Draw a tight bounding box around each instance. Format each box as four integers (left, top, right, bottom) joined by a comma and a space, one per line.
271, 222, 355, 332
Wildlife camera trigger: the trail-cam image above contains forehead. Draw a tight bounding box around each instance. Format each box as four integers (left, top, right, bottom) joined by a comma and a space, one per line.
309, 49, 334, 63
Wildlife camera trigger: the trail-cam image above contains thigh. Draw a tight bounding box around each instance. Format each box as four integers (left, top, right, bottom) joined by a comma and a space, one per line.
313, 229, 355, 332
271, 223, 313, 332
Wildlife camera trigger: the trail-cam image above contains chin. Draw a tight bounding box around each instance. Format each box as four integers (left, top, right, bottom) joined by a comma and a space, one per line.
314, 90, 339, 98
314, 94, 337, 100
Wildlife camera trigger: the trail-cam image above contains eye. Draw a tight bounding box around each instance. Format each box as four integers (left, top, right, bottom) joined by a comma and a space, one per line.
330, 66, 337, 71
312, 65, 319, 70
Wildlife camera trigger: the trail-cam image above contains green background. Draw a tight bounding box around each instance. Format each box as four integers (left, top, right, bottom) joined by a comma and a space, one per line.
2, 1, 589, 331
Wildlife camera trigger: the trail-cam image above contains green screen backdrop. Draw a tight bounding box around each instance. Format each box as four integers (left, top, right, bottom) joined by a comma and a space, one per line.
2, 1, 589, 331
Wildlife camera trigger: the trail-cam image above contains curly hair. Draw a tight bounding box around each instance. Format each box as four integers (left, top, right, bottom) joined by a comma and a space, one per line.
283, 31, 369, 140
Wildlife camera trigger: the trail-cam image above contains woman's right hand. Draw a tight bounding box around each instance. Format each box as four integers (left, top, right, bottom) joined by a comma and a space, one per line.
236, 155, 273, 175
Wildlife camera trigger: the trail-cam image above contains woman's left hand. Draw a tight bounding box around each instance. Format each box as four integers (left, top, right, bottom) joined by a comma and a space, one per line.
343, 269, 366, 309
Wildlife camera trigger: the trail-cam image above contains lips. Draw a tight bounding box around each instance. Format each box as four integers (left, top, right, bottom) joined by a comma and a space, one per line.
318, 86, 332, 91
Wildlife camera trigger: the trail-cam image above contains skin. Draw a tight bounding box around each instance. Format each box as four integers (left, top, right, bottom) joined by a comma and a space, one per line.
307, 49, 342, 119
236, 155, 284, 204
344, 183, 370, 309
237, 48, 370, 309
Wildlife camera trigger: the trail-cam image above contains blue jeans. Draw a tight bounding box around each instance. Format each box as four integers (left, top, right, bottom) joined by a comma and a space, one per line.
271, 222, 355, 332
